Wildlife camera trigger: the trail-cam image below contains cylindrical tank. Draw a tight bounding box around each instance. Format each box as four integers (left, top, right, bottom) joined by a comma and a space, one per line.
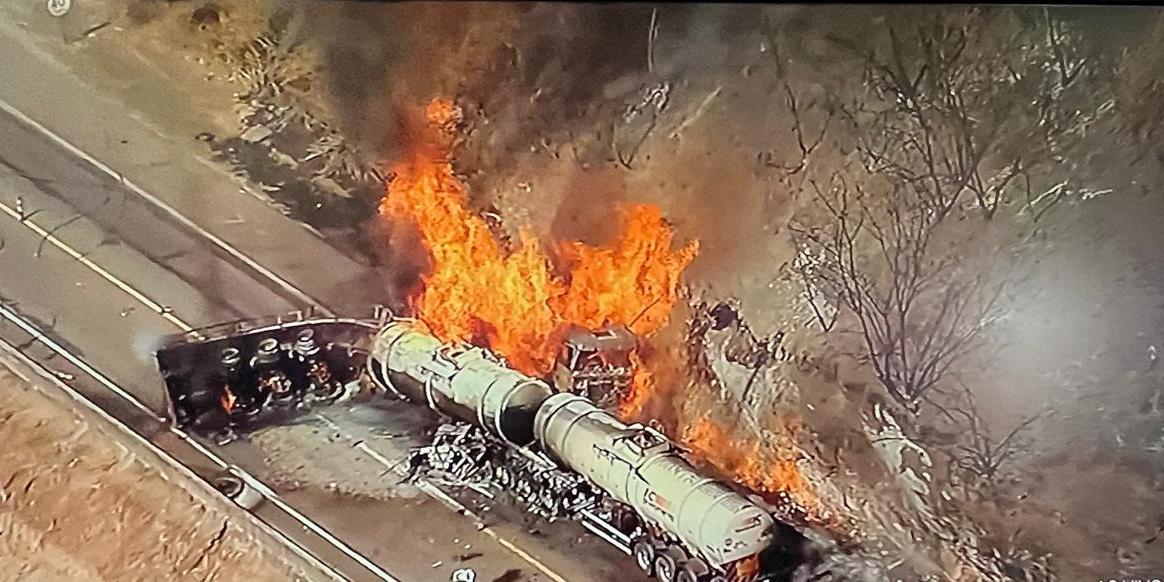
368, 320, 553, 445
535, 393, 775, 568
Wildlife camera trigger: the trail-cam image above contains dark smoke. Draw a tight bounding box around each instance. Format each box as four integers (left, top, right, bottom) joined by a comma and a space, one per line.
281, 1, 480, 161
280, 2, 721, 164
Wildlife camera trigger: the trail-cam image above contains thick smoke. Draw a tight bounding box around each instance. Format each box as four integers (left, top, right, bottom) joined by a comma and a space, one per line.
280, 3, 732, 164
279, 1, 482, 162
277, 2, 882, 301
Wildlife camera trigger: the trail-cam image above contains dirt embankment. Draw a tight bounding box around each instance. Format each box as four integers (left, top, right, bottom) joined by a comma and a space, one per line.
0, 362, 321, 582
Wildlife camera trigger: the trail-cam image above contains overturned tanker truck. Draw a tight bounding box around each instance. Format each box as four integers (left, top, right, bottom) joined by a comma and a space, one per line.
155, 311, 820, 582
369, 319, 816, 582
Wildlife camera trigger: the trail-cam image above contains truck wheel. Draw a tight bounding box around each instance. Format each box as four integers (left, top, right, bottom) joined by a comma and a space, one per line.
211, 471, 263, 511
653, 547, 685, 582
493, 465, 511, 487
677, 558, 709, 582
632, 539, 656, 575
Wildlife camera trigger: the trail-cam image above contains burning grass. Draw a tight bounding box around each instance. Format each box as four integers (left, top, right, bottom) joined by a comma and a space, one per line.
681, 415, 833, 524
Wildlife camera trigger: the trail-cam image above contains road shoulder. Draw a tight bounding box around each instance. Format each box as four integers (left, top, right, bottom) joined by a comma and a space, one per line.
0, 2, 372, 311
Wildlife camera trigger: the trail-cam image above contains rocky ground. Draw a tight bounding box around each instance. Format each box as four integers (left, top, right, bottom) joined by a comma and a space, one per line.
0, 361, 320, 582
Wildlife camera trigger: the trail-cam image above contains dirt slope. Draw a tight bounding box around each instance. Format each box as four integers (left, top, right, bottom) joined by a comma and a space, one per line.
0, 362, 321, 582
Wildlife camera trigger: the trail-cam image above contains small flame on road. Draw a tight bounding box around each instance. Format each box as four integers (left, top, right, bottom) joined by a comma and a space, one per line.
220, 384, 237, 414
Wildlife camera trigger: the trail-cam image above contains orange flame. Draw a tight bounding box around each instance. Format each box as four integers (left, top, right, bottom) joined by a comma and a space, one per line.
380, 98, 697, 409
734, 555, 760, 579
618, 351, 655, 419
682, 416, 829, 522
220, 385, 236, 414
424, 98, 462, 129
380, 99, 838, 535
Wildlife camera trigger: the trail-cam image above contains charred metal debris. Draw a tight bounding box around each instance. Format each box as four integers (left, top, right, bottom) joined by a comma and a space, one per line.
160, 311, 827, 580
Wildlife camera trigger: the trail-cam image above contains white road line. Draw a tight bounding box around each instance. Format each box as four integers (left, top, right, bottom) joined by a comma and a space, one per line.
0, 97, 333, 316
1, 97, 572, 582
487, 531, 569, 582
233, 470, 401, 582
313, 414, 570, 582
0, 200, 397, 580
0, 301, 159, 420
3, 193, 569, 581
0, 199, 194, 333
0, 334, 348, 582
0, 301, 398, 582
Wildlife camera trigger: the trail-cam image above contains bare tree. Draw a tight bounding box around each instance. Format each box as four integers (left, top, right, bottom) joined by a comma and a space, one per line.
931, 382, 1042, 491
826, 8, 1111, 224
777, 7, 1113, 410
789, 169, 1003, 411
1115, 12, 1164, 178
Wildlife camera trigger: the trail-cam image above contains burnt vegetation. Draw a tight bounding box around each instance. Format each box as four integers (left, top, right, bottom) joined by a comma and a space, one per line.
765, 9, 1142, 579
783, 7, 1115, 412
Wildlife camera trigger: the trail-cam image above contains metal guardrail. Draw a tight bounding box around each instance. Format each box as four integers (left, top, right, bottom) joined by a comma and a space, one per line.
0, 301, 399, 582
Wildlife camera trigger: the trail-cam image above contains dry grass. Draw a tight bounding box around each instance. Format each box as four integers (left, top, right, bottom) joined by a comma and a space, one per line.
0, 364, 312, 582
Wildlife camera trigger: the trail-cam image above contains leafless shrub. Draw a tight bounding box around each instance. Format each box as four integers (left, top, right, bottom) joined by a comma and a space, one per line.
789, 170, 1004, 411
1115, 12, 1164, 176
828, 8, 1112, 224
780, 7, 1114, 411
928, 382, 1042, 493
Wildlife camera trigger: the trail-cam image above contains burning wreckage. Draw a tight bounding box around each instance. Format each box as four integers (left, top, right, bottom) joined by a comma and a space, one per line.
156, 309, 823, 582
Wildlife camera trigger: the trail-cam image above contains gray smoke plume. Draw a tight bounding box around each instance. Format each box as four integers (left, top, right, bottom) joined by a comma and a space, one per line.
275, 3, 735, 163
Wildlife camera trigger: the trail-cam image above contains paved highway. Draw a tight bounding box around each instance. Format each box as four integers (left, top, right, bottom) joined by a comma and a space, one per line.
0, 104, 640, 581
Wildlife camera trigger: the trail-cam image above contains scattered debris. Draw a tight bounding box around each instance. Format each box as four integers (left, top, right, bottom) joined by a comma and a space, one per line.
46, 0, 71, 18
668, 85, 722, 140
239, 124, 273, 143
450, 568, 476, 582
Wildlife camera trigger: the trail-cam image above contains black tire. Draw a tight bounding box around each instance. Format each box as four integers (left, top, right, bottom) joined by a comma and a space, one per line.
211, 473, 263, 510
632, 539, 656, 575
212, 475, 243, 498
654, 548, 683, 582
678, 558, 709, 582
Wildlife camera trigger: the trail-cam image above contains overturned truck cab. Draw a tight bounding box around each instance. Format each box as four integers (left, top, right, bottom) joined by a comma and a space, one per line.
155, 308, 389, 434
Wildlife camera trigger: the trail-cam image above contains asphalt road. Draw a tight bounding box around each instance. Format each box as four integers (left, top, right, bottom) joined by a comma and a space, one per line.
0, 106, 637, 582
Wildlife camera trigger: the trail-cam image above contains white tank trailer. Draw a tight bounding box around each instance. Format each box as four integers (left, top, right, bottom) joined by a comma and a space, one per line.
535, 393, 775, 572
367, 319, 789, 581
368, 319, 553, 445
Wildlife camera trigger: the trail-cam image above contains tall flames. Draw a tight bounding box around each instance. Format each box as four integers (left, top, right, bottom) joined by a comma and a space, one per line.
381, 98, 831, 526
380, 98, 697, 390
